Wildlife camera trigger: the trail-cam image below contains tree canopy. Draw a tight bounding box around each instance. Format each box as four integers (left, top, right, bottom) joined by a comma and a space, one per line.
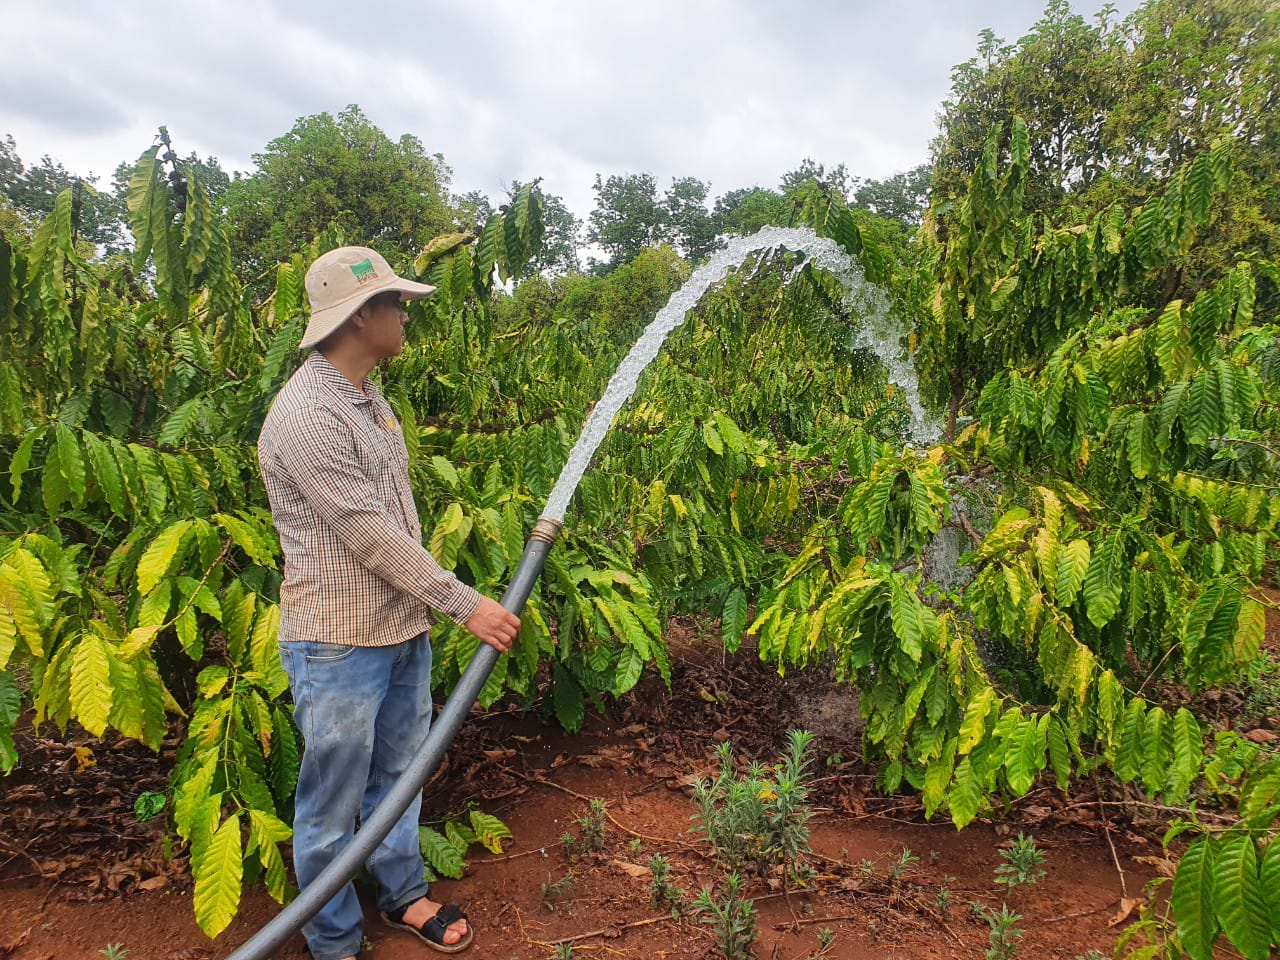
219, 105, 458, 276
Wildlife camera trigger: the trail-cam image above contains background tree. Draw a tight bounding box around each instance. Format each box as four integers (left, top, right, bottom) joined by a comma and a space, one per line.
930, 4, 1123, 210
851, 163, 932, 230
587, 172, 667, 272
930, 0, 1280, 308
711, 186, 791, 235
453, 188, 494, 232
220, 104, 458, 276
661, 176, 718, 263
0, 134, 124, 247
588, 173, 722, 271
779, 158, 851, 196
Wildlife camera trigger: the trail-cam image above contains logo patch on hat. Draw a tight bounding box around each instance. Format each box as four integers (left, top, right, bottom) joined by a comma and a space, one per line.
349, 258, 378, 284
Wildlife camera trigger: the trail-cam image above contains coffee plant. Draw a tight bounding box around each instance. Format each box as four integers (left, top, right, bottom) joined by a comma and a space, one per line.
0, 108, 1276, 960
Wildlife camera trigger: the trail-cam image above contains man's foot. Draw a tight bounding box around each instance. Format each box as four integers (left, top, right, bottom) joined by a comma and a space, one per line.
382, 898, 472, 953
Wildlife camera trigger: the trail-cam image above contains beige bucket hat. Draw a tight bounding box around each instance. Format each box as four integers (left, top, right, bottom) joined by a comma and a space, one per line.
300, 246, 436, 350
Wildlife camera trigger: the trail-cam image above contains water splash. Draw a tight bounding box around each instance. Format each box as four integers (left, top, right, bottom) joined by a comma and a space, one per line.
542, 226, 934, 522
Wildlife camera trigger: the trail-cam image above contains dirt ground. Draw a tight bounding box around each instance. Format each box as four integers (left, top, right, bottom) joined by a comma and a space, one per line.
5, 605, 1277, 960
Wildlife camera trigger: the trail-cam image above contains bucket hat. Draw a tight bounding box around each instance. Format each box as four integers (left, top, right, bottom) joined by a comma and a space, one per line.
300, 246, 436, 350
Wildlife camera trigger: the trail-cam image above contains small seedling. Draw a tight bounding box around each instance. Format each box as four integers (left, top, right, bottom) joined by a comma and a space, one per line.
995, 833, 1046, 889
578, 799, 608, 853
888, 846, 919, 882
857, 858, 876, 880
99, 948, 129, 960
648, 853, 685, 912
693, 872, 757, 960
867, 919, 880, 940
972, 902, 1023, 960
817, 927, 835, 949
629, 837, 643, 855
935, 877, 954, 918
550, 944, 575, 960
560, 831, 576, 856
540, 871, 575, 910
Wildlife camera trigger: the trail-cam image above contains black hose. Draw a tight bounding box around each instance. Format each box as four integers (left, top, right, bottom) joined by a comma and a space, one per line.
225, 523, 559, 960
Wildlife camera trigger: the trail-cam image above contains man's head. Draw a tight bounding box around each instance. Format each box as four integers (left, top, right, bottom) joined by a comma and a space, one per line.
300, 246, 435, 352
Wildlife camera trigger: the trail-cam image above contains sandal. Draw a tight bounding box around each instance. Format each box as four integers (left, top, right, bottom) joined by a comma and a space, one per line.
381, 900, 473, 954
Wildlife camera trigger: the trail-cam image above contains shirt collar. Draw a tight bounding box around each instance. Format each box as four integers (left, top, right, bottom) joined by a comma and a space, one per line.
306, 351, 377, 406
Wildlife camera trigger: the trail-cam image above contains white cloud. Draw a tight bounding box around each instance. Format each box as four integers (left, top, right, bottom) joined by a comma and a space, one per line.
0, 0, 1144, 218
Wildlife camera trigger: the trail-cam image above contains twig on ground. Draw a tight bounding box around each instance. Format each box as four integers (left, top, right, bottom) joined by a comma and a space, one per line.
480, 845, 547, 863
548, 913, 679, 946
1096, 791, 1129, 898
1045, 903, 1113, 923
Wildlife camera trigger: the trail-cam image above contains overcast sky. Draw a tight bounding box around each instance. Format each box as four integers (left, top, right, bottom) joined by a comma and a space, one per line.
0, 0, 1140, 220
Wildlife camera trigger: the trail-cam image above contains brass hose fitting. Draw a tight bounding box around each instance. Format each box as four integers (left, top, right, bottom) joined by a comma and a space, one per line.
529, 517, 563, 544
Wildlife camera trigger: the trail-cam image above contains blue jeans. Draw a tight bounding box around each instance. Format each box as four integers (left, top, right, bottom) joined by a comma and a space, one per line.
279, 634, 433, 960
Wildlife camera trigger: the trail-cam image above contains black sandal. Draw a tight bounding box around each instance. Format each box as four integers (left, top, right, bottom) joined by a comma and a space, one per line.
381, 900, 473, 954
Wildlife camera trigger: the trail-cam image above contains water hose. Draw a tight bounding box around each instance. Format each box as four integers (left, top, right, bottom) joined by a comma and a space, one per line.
225, 516, 563, 960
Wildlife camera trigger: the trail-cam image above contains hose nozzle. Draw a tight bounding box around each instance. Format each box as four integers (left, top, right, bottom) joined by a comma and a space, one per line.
530, 517, 563, 544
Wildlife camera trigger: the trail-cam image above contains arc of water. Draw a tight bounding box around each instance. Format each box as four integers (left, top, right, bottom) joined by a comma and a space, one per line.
542, 225, 933, 521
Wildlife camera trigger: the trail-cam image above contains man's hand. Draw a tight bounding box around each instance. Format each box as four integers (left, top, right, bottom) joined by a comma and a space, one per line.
464, 596, 520, 653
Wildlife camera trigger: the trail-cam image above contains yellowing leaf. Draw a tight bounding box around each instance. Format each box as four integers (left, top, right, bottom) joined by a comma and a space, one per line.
194, 813, 244, 938
70, 634, 113, 737
136, 520, 192, 595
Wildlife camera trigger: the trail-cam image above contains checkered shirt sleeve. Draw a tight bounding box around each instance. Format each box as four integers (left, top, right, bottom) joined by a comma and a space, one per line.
258, 355, 482, 646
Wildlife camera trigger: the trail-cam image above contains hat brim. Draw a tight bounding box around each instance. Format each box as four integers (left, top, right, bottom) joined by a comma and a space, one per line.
299, 276, 437, 350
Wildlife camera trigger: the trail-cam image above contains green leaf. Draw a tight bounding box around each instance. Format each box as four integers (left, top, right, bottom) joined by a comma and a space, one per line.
1173, 838, 1219, 960
1083, 530, 1123, 628
613, 645, 644, 695
1259, 838, 1280, 944
1212, 834, 1271, 960
0, 670, 17, 772
157, 396, 205, 447
53, 423, 85, 502
473, 213, 505, 291
1001, 713, 1045, 795
720, 587, 748, 652
948, 756, 983, 829
551, 666, 585, 733
247, 809, 292, 904
1168, 708, 1202, 802
702, 419, 724, 455
889, 580, 927, 662
419, 826, 465, 879
134, 790, 167, 822
194, 813, 244, 938
1046, 715, 1071, 791
9, 428, 41, 504
445, 819, 478, 855
81, 430, 126, 518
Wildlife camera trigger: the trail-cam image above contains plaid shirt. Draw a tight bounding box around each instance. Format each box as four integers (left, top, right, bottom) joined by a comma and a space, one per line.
258, 352, 482, 646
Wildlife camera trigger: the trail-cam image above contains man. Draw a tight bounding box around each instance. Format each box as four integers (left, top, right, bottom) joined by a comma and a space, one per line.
258, 245, 519, 959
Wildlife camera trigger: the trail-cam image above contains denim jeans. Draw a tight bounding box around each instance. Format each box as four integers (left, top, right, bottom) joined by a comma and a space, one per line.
279, 633, 433, 960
